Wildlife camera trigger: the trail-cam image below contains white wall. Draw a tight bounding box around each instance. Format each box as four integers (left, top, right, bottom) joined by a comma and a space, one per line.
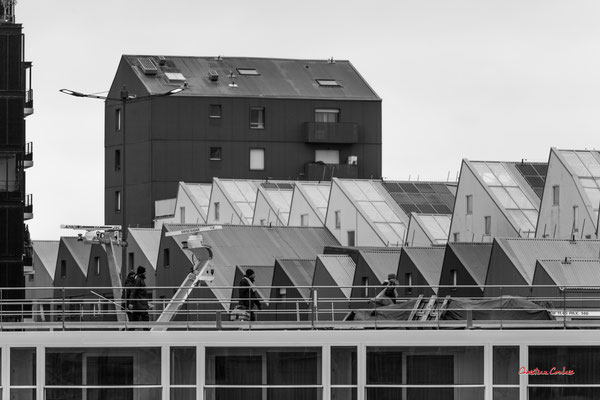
206, 181, 244, 225
252, 189, 284, 226
536, 150, 597, 239
325, 180, 385, 246
450, 161, 518, 242
288, 186, 324, 227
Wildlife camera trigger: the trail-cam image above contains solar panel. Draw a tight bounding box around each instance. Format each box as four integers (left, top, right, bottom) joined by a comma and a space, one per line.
137, 57, 158, 75
398, 183, 419, 193
384, 182, 455, 215
514, 163, 547, 200
416, 183, 435, 193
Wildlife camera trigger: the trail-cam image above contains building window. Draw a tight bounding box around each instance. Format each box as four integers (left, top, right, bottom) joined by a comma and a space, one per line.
553, 185, 560, 206
362, 277, 369, 297
214, 202, 220, 221
115, 149, 121, 171
466, 195, 473, 215
60, 260, 66, 279
484, 216, 491, 235
164, 248, 170, 268
94, 256, 100, 275
315, 108, 340, 123
334, 210, 341, 229
250, 107, 265, 129
249, 148, 265, 170
180, 206, 186, 224
115, 108, 122, 131
210, 147, 222, 161
115, 191, 121, 212
315, 149, 340, 165
316, 79, 341, 87
451, 269, 457, 287
405, 273, 412, 287
453, 232, 460, 242
209, 104, 222, 119
260, 219, 266, 226
128, 252, 134, 270
347, 230, 355, 246
237, 68, 259, 76
573, 206, 579, 232
300, 214, 308, 227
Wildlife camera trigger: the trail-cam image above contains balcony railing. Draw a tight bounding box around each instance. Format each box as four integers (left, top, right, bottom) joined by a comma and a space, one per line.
24, 142, 33, 168
24, 89, 33, 116
304, 122, 359, 143
4, 284, 600, 330
304, 162, 358, 180
24, 193, 33, 219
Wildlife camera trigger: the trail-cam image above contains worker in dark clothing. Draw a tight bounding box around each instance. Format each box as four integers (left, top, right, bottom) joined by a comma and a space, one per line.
121, 270, 137, 321
130, 266, 150, 324
239, 268, 261, 321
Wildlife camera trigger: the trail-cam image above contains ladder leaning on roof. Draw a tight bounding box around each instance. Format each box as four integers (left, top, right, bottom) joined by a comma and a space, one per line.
151, 226, 221, 331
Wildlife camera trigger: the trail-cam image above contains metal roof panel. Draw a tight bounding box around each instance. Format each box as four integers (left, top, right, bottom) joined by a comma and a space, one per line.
316, 255, 356, 298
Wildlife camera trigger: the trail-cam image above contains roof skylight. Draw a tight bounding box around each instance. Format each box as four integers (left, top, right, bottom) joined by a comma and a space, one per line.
316, 79, 341, 87
237, 68, 260, 76
560, 150, 600, 223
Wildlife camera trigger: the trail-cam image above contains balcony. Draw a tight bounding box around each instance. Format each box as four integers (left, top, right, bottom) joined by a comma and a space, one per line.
304, 162, 358, 181
304, 122, 359, 143
24, 142, 33, 168
24, 89, 33, 116
24, 193, 33, 220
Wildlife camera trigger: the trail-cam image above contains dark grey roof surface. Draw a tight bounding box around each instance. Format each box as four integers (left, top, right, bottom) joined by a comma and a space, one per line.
402, 247, 446, 289
123, 55, 380, 100
513, 162, 548, 199
536, 259, 600, 288
165, 224, 338, 305
359, 249, 402, 282
275, 259, 316, 301
32, 241, 59, 280
496, 238, 600, 284
382, 181, 456, 215
448, 242, 493, 287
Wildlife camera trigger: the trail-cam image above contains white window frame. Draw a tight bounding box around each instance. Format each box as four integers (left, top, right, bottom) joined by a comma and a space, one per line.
466, 195, 473, 215
250, 148, 265, 171
334, 211, 341, 229
553, 185, 560, 206
300, 214, 309, 227
214, 202, 220, 221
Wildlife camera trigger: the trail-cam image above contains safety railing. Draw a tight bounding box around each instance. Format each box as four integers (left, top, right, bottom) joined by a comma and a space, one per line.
8, 284, 600, 330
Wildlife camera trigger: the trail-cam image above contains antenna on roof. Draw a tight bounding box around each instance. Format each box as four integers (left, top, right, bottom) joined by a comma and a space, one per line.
521, 158, 527, 165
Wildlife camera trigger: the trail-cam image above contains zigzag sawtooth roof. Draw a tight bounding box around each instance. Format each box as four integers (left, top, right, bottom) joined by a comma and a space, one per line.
129, 228, 161, 270
275, 259, 316, 301
123, 55, 381, 100
316, 255, 356, 299
495, 238, 600, 285
359, 249, 402, 283
32, 241, 59, 280
164, 224, 339, 308
536, 259, 600, 289
401, 247, 446, 289
382, 181, 457, 215
61, 237, 92, 276
448, 242, 493, 287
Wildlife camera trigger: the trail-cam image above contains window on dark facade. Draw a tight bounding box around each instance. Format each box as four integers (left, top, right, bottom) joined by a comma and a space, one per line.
115, 191, 121, 212
209, 104, 222, 119
249, 148, 265, 170
210, 147, 222, 161
60, 260, 66, 279
315, 108, 340, 123
250, 107, 265, 129
115, 108, 122, 131
164, 248, 170, 268
115, 149, 121, 171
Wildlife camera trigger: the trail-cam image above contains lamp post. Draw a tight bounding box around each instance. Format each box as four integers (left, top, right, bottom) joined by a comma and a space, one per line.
60, 85, 184, 275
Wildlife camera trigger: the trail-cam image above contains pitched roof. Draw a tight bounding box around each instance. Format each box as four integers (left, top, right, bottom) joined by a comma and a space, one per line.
513, 162, 548, 199
295, 182, 331, 222
402, 247, 446, 290
61, 237, 92, 276
275, 259, 316, 301
359, 249, 402, 282
448, 242, 493, 287
164, 224, 339, 306
182, 182, 212, 221
316, 255, 356, 298
122, 55, 380, 100
382, 181, 457, 215
411, 213, 451, 245
537, 259, 600, 288
495, 238, 600, 284
129, 228, 161, 269
32, 241, 60, 280
258, 184, 294, 225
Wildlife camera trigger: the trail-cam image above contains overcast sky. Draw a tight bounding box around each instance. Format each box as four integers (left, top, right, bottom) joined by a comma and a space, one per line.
19, 0, 599, 240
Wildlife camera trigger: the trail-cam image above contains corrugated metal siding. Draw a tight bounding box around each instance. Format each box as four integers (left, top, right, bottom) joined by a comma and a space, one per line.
359, 250, 402, 283
403, 247, 445, 288
32, 241, 59, 280
129, 229, 161, 270
498, 238, 600, 284
538, 259, 600, 287
317, 255, 356, 298
164, 224, 338, 307
276, 259, 316, 301
62, 237, 92, 276
449, 243, 493, 286
125, 56, 380, 100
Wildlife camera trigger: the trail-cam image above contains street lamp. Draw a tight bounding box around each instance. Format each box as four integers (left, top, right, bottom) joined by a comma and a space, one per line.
60, 85, 185, 275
